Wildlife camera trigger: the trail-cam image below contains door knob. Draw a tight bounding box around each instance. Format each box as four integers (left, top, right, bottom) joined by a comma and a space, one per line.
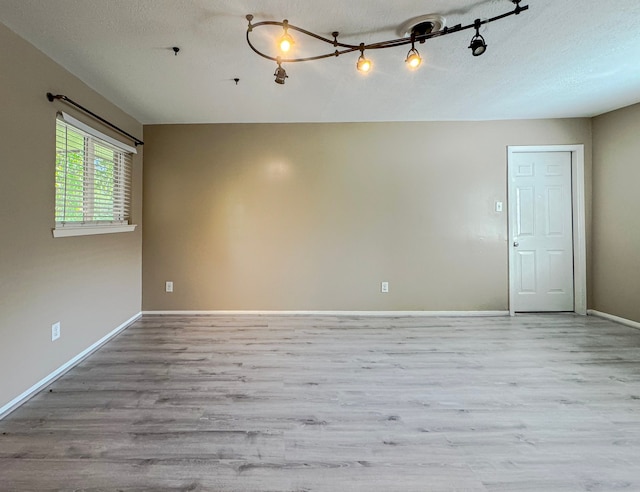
513, 241, 519, 247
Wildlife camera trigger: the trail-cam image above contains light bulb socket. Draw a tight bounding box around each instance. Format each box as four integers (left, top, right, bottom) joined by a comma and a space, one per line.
274, 66, 288, 84
274, 58, 288, 84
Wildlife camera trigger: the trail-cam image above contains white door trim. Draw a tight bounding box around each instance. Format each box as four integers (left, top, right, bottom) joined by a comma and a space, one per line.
507, 145, 587, 316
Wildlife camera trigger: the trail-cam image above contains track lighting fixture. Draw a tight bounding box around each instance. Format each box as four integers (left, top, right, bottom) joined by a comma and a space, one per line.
274, 57, 288, 84
278, 20, 294, 53
405, 48, 422, 69
356, 44, 372, 73
356, 55, 372, 73
469, 19, 487, 57
405, 34, 422, 70
246, 0, 528, 84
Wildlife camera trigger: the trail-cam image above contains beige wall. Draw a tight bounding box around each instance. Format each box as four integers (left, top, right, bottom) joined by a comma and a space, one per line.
0, 23, 143, 410
143, 119, 591, 312
592, 103, 640, 323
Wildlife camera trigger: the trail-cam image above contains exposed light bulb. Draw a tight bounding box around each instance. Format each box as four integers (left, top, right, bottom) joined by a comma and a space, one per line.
405, 49, 422, 69
278, 19, 294, 53
357, 54, 372, 73
279, 33, 294, 53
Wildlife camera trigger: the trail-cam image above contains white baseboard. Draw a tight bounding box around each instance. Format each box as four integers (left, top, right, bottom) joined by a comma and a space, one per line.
588, 310, 640, 330
0, 312, 142, 420
142, 310, 510, 317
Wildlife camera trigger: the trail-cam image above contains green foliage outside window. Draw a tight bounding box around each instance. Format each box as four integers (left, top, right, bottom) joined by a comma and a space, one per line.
55, 121, 127, 224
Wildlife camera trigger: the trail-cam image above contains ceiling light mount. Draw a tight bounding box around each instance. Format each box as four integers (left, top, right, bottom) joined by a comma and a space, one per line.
397, 14, 446, 40
246, 0, 528, 84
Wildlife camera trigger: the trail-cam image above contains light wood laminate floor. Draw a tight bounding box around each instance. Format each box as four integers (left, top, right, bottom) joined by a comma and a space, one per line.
1, 314, 640, 491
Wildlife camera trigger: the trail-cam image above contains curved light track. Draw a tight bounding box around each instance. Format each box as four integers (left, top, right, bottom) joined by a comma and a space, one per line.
246, 0, 528, 65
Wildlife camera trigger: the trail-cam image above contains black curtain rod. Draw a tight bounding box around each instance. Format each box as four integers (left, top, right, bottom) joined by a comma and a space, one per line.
46, 92, 144, 147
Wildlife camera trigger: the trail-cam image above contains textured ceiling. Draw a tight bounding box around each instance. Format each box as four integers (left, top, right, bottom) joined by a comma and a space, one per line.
1, 0, 639, 124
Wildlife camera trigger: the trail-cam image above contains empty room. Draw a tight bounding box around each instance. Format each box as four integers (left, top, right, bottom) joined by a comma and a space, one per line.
1, 0, 640, 490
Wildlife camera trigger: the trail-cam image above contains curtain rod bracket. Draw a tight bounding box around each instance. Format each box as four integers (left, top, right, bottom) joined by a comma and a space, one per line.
46, 92, 144, 147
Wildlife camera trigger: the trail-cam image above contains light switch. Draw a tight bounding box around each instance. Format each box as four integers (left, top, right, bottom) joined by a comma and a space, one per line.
495, 201, 503, 212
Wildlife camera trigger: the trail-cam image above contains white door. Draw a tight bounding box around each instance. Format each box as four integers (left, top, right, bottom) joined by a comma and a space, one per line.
509, 151, 574, 312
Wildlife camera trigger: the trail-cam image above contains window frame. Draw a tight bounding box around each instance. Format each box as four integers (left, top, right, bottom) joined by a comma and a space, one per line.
53, 112, 137, 238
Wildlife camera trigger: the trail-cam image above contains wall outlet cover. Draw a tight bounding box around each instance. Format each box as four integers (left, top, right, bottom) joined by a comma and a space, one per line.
52, 322, 61, 341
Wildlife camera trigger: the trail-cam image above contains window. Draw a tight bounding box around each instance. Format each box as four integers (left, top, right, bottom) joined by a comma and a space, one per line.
54, 112, 136, 237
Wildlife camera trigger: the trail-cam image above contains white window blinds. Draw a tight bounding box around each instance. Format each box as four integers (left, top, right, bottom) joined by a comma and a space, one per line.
55, 115, 133, 226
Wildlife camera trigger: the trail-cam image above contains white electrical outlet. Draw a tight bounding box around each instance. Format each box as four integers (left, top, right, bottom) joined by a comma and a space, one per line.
51, 322, 61, 341
381, 281, 389, 293
165, 281, 174, 293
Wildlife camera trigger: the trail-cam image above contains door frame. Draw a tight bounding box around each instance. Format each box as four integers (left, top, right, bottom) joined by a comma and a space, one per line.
507, 145, 587, 316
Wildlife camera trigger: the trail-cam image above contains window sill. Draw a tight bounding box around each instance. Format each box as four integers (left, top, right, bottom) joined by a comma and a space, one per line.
52, 224, 137, 238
